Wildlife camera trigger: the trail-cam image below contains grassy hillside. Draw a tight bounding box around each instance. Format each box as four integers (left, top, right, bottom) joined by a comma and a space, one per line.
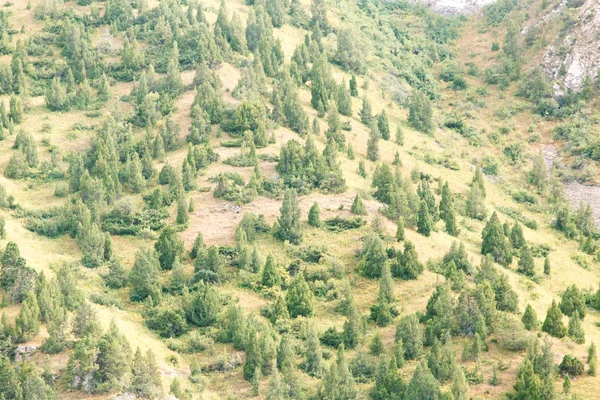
0, 0, 599, 399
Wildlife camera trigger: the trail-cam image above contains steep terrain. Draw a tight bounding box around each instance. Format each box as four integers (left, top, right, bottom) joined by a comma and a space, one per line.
0, 0, 599, 399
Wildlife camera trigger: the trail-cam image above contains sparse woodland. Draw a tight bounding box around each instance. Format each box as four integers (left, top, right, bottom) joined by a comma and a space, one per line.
0, 0, 599, 399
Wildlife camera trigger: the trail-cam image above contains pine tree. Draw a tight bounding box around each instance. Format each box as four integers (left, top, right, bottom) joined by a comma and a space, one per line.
513, 360, 542, 399
358, 233, 387, 279
568, 311, 585, 344
358, 160, 366, 178
542, 300, 566, 338
367, 123, 380, 162
528, 151, 548, 192
46, 77, 69, 111
372, 354, 405, 400
560, 284, 586, 318
190, 232, 205, 259
395, 126, 404, 146
184, 282, 221, 327
465, 183, 487, 221
451, 365, 469, 400
155, 226, 184, 271
392, 241, 423, 280
395, 314, 423, 360
349, 75, 358, 97
342, 303, 362, 349
15, 291, 40, 342
9, 95, 23, 124
131, 348, 163, 399
405, 361, 441, 399
588, 342, 597, 376
262, 255, 281, 288
377, 109, 390, 140
439, 181, 458, 236
275, 189, 303, 245
510, 223, 526, 250
408, 91, 433, 134
522, 304, 539, 331
395, 217, 405, 241
517, 244, 535, 277
305, 322, 324, 377
350, 194, 367, 215
129, 249, 161, 303
481, 212, 512, 266
359, 96, 372, 126
543, 257, 551, 276
370, 333, 385, 355
72, 301, 101, 339
471, 166, 486, 198
176, 196, 189, 226
308, 202, 321, 227
417, 199, 432, 237
337, 80, 352, 116
286, 273, 313, 317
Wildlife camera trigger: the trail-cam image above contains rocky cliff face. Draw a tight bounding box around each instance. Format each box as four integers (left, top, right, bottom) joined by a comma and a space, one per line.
541, 0, 600, 94
412, 0, 496, 15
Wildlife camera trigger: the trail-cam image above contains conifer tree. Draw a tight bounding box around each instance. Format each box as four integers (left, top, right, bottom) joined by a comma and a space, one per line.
542, 300, 566, 338
481, 212, 512, 266
262, 254, 281, 288
510, 222, 526, 250
305, 322, 324, 377
9, 95, 23, 124
543, 256, 551, 276
588, 342, 597, 376
155, 226, 184, 271
560, 284, 586, 318
405, 361, 441, 399
408, 91, 433, 134
337, 80, 352, 116
286, 273, 313, 317
184, 282, 221, 327
528, 150, 547, 191
395, 313, 423, 360
395, 217, 405, 241
395, 126, 404, 146
417, 199, 432, 237
392, 241, 423, 280
359, 96, 372, 126
275, 189, 303, 245
308, 201, 321, 227
350, 194, 367, 215
517, 244, 535, 277
372, 354, 405, 400
358, 233, 387, 279
349, 75, 358, 97
471, 166, 486, 198
131, 348, 163, 399
451, 365, 469, 400
568, 311, 585, 344
190, 232, 205, 259
377, 109, 390, 140
370, 333, 385, 355
367, 123, 380, 162
193, 245, 224, 284
129, 249, 161, 303
15, 291, 40, 342
342, 303, 362, 349
465, 183, 487, 221
439, 181, 458, 236
46, 77, 69, 111
176, 196, 189, 226
522, 304, 539, 331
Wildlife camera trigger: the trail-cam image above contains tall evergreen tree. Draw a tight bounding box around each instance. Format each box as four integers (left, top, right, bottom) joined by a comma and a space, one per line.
286, 273, 313, 317
542, 300, 566, 338
377, 109, 390, 141
481, 212, 512, 267
129, 249, 161, 303
308, 202, 321, 227
367, 123, 380, 162
275, 189, 303, 245
358, 233, 387, 279
359, 96, 372, 126
408, 91, 433, 134
417, 199, 432, 237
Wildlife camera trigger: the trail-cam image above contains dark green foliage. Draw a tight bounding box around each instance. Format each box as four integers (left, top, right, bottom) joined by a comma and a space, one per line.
129, 249, 161, 303
517, 244, 535, 277
261, 254, 281, 288
286, 273, 313, 317
395, 217, 405, 241
481, 212, 512, 267
559, 355, 584, 377
184, 282, 221, 328
521, 304, 538, 331
349, 75, 358, 97
395, 314, 423, 360
367, 123, 380, 162
439, 181, 458, 236
193, 246, 224, 284
405, 361, 441, 399
588, 342, 597, 376
154, 226, 184, 271
275, 189, 303, 245
350, 194, 367, 215
428, 335, 456, 383
543, 257, 551, 276
15, 291, 40, 342
190, 232, 205, 259
417, 199, 432, 237
358, 233, 387, 279
130, 348, 163, 399
377, 110, 390, 141
360, 96, 373, 126
568, 311, 585, 344
559, 284, 586, 319
337, 80, 352, 116
391, 241, 423, 280
308, 202, 321, 227
408, 91, 434, 134
542, 300, 566, 338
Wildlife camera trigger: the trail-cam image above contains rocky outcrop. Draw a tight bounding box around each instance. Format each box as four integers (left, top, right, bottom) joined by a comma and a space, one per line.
412, 0, 497, 15
541, 0, 600, 94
